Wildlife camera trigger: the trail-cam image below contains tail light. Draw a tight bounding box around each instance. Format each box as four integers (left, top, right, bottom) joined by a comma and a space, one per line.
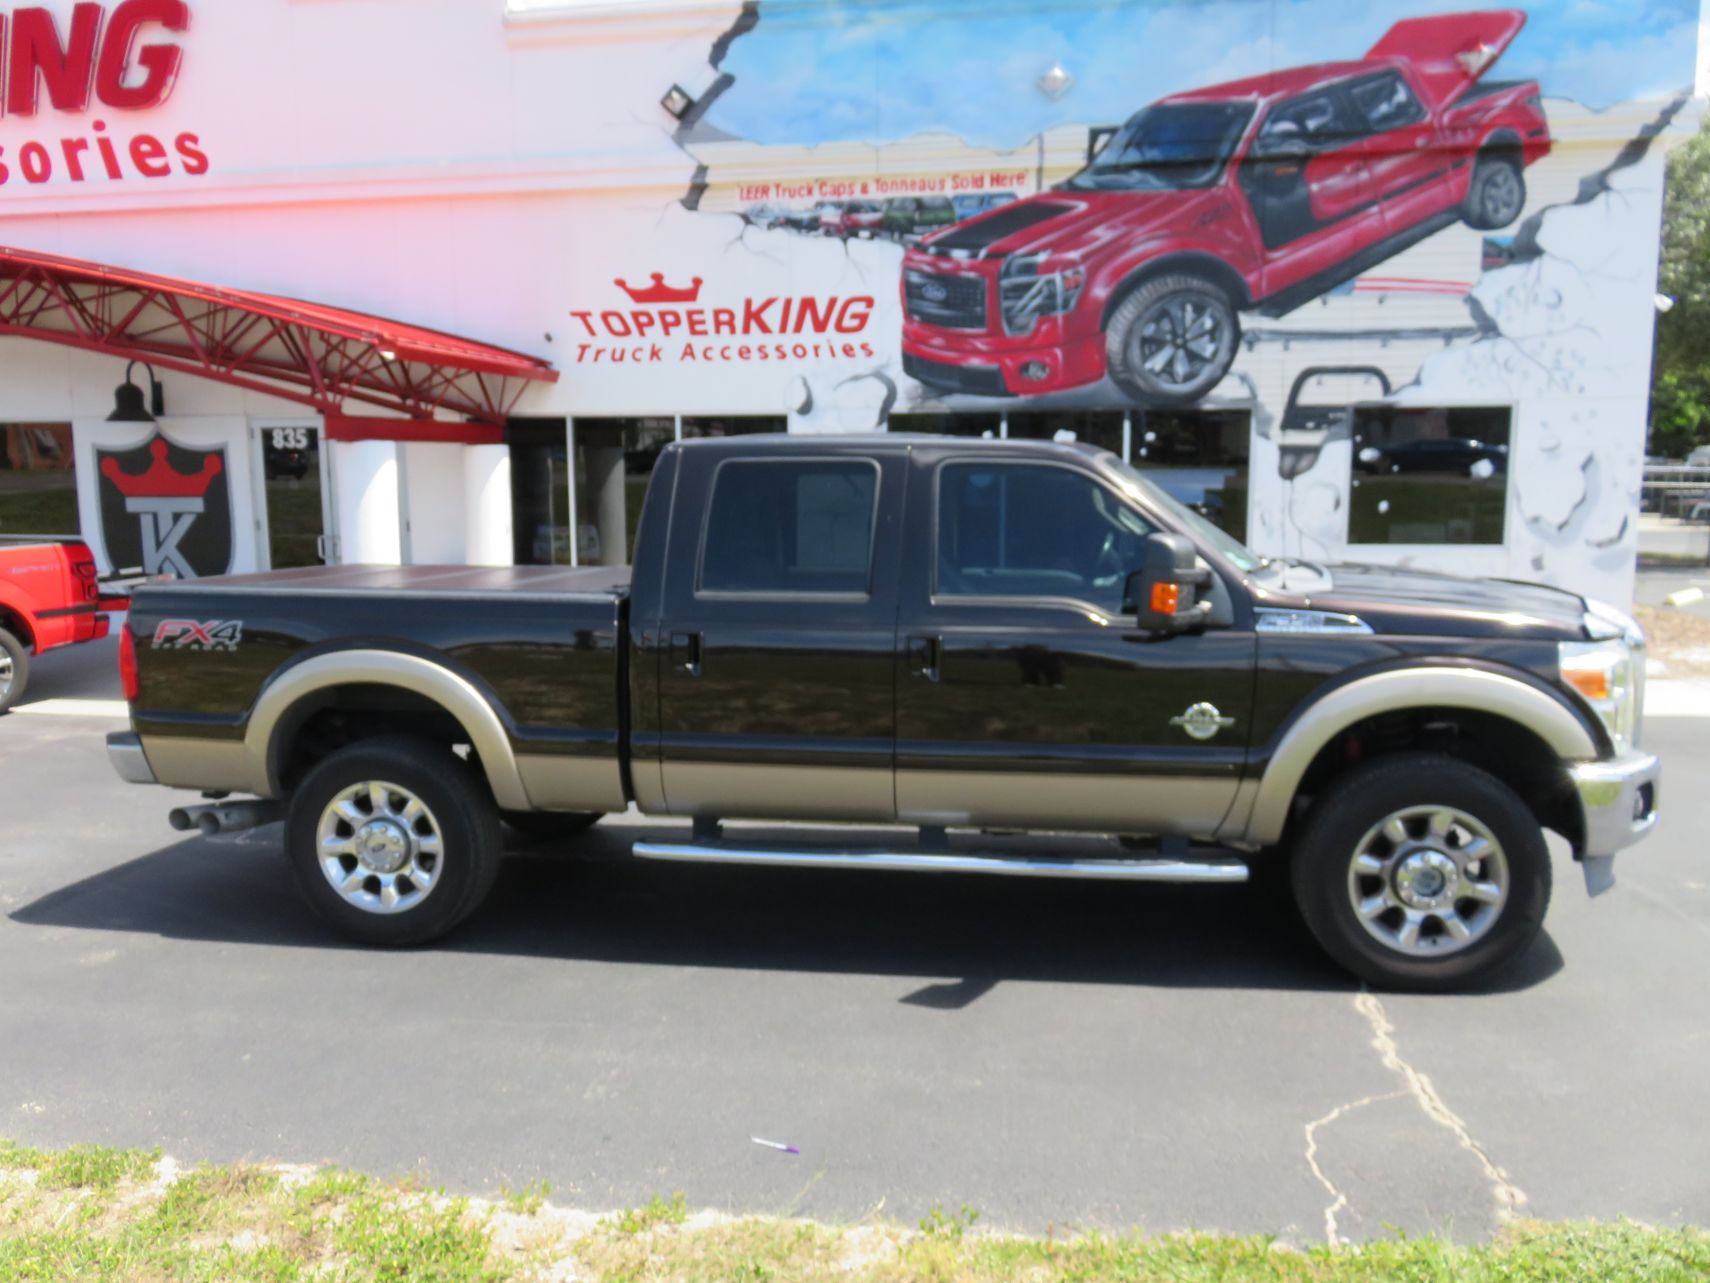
72, 553, 99, 601
118, 624, 139, 703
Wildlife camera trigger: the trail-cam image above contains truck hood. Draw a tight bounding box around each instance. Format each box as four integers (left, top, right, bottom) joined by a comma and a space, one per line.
1270, 561, 1587, 640
919, 191, 1188, 260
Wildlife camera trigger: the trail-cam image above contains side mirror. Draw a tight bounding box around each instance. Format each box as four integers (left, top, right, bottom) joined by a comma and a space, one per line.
1253, 135, 1310, 166
1126, 532, 1213, 634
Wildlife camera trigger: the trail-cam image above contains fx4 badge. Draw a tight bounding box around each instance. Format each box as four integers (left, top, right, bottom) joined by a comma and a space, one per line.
1170, 701, 1235, 741
152, 619, 243, 651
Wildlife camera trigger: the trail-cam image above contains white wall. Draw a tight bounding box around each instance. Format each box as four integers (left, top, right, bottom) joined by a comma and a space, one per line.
0, 1, 1689, 599
400, 442, 468, 565
331, 440, 401, 566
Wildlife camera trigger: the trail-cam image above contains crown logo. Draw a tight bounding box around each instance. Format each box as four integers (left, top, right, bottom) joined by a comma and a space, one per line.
614, 272, 703, 305
101, 438, 223, 500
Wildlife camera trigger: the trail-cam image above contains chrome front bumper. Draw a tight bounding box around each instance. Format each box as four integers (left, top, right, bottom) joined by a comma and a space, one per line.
1570, 749, 1659, 860
106, 730, 158, 786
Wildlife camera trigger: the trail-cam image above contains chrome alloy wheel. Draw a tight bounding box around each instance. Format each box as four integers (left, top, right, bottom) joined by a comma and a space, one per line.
315, 780, 444, 915
1345, 805, 1509, 957
1133, 293, 1226, 392
0, 651, 12, 702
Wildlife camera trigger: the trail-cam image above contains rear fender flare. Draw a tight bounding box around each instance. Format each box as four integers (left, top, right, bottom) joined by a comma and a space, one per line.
247, 649, 530, 811
1232, 666, 1599, 847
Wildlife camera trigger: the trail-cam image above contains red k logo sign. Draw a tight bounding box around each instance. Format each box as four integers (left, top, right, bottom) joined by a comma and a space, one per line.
95, 433, 233, 578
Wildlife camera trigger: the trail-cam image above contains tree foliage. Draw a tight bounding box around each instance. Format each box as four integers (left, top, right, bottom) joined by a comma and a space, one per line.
1652, 120, 1710, 459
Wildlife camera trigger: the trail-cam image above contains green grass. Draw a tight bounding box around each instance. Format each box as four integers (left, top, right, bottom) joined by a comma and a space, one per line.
0, 1140, 158, 1192
0, 478, 81, 538
1, 1139, 1707, 1281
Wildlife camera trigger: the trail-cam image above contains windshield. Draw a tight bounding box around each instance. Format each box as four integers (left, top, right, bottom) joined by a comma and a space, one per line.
1063, 101, 1254, 192
1100, 456, 1266, 573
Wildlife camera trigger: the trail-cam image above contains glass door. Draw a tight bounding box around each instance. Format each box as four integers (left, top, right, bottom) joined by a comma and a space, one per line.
256, 420, 330, 569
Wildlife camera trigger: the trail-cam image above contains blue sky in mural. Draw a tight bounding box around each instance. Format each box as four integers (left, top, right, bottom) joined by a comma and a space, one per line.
708, 0, 1700, 148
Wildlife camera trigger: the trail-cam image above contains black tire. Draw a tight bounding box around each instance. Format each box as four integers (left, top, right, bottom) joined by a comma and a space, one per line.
1289, 753, 1551, 992
1461, 154, 1526, 231
502, 810, 602, 843
1105, 273, 1239, 406
0, 626, 29, 715
284, 736, 502, 946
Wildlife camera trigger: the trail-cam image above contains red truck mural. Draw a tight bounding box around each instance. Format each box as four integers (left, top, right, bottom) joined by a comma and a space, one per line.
0, 537, 126, 713
900, 10, 1550, 405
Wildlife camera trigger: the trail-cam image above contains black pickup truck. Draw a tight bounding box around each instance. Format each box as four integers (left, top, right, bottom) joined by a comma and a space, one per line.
107, 434, 1658, 990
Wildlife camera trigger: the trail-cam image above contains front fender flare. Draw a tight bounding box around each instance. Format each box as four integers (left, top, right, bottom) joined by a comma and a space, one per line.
1230, 666, 1600, 847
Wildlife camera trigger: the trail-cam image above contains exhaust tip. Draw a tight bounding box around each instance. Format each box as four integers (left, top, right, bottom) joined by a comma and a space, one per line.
197, 813, 221, 837
168, 808, 194, 832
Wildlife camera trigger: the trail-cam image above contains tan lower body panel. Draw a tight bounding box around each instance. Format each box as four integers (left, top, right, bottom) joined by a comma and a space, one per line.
661, 762, 894, 822
515, 753, 628, 814
897, 769, 1238, 837
142, 735, 266, 796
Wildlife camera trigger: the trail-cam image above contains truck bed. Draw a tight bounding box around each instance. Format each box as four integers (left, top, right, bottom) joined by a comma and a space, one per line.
126, 562, 635, 811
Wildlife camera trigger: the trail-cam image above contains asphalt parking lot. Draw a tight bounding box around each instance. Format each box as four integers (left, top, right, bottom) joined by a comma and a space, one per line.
2, 635, 1707, 1244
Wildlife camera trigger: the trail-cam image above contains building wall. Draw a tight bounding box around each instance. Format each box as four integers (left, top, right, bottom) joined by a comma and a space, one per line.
0, 0, 1697, 601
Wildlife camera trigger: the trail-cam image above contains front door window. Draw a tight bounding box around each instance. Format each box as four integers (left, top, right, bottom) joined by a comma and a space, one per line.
936, 462, 1151, 613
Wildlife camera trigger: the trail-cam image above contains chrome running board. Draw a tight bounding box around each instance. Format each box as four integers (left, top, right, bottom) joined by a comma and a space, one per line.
630, 840, 1248, 883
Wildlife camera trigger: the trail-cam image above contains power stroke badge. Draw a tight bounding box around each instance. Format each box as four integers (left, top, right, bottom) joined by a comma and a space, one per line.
1170, 701, 1236, 741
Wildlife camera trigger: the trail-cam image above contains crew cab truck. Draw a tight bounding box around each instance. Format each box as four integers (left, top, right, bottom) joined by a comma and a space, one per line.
108, 435, 1657, 991
0, 536, 123, 713
901, 10, 1549, 405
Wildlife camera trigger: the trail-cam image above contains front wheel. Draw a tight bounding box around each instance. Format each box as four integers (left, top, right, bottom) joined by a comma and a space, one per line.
1289, 753, 1551, 991
284, 736, 503, 946
1104, 273, 1239, 406
0, 627, 28, 714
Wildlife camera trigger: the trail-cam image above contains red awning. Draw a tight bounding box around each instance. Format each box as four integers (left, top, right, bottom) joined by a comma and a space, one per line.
0, 245, 557, 424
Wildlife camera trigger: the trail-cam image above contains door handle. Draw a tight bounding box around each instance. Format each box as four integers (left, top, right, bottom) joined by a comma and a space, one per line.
907, 634, 941, 682
671, 631, 702, 677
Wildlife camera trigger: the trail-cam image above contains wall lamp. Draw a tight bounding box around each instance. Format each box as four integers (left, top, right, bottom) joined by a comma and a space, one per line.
107, 360, 165, 422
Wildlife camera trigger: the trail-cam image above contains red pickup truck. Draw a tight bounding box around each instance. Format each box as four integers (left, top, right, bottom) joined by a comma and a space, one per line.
901, 10, 1549, 405
0, 537, 123, 713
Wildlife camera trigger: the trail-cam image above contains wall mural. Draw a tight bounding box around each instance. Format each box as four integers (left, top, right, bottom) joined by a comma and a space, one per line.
589, 0, 1699, 604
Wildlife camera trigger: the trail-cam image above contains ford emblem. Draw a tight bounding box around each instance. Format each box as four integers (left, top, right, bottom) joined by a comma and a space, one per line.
921, 281, 949, 303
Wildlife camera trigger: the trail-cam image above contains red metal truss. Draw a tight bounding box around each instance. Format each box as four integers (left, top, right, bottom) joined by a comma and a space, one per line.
0, 245, 557, 424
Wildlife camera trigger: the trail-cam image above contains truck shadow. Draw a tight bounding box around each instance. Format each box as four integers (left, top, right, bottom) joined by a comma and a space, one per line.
9, 821, 1564, 998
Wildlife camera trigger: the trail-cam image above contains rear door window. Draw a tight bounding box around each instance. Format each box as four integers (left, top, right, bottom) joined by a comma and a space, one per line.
699, 459, 878, 596
1347, 72, 1427, 135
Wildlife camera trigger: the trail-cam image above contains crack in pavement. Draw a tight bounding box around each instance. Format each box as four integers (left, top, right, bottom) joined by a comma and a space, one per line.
1305, 991, 1528, 1245
1303, 1089, 1408, 1245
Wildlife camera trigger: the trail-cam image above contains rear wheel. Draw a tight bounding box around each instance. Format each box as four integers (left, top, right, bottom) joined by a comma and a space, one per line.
1105, 273, 1239, 406
0, 627, 29, 715
1461, 155, 1525, 230
284, 736, 502, 946
1289, 753, 1550, 991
